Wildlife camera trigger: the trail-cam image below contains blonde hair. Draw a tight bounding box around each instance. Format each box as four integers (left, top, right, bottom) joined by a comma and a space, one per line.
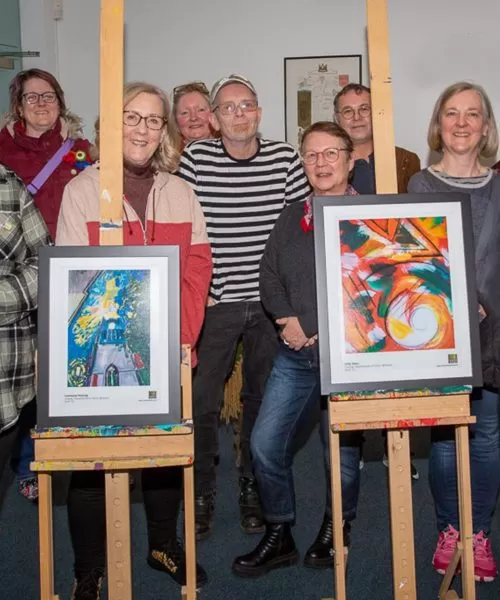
93, 81, 181, 172
427, 81, 498, 158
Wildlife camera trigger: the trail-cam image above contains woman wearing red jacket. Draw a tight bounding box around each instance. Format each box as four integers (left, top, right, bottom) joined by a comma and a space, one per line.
0, 68, 92, 502
0, 69, 92, 240
56, 81, 212, 599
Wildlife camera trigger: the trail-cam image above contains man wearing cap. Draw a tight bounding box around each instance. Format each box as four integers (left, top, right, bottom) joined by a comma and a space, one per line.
334, 83, 421, 194
178, 74, 310, 540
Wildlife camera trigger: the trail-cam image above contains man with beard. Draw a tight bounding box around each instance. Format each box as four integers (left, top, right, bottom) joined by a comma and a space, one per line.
178, 74, 310, 541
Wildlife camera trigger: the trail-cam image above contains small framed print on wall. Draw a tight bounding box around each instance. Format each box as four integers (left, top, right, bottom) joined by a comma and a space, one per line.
37, 245, 181, 427
284, 54, 362, 149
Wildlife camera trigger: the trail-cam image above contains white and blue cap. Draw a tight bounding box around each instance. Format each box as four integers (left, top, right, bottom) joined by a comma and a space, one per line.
209, 74, 258, 107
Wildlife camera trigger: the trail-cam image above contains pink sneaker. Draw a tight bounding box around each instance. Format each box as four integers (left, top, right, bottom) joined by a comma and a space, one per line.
432, 525, 460, 575
473, 531, 497, 582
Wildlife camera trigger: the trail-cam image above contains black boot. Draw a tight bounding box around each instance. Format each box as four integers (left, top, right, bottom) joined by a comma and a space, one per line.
239, 476, 265, 534
232, 522, 299, 577
195, 492, 215, 541
303, 515, 351, 569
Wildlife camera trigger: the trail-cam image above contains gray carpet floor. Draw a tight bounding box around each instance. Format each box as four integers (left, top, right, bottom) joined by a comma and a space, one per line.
0, 425, 499, 599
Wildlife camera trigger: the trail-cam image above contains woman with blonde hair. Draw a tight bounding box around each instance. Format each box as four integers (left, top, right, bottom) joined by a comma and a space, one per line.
409, 81, 500, 583
57, 81, 212, 599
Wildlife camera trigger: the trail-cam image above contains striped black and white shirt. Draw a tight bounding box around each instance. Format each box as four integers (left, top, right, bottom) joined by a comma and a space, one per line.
178, 138, 310, 303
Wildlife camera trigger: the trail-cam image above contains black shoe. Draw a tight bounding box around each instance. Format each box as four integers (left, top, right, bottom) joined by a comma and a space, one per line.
232, 522, 299, 577
71, 569, 104, 600
147, 539, 208, 588
303, 516, 351, 569
239, 476, 265, 534
195, 492, 215, 541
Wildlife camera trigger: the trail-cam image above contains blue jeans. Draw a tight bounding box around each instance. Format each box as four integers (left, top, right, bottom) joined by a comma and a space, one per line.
13, 432, 35, 480
10, 399, 36, 481
429, 387, 500, 533
251, 344, 361, 524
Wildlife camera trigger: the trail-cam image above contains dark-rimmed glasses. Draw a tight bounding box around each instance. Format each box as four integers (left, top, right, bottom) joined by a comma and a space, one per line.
336, 105, 371, 121
22, 92, 58, 105
213, 100, 258, 117
123, 111, 166, 130
301, 148, 349, 165
173, 81, 209, 98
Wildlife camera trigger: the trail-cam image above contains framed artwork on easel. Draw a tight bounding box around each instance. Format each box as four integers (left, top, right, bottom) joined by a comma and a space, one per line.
37, 245, 181, 427
314, 192, 483, 394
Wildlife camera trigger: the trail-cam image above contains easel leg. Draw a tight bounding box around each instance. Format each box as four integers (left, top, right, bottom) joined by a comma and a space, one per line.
387, 430, 416, 600
329, 426, 346, 600
105, 471, 132, 600
38, 472, 59, 600
456, 424, 475, 600
182, 463, 197, 600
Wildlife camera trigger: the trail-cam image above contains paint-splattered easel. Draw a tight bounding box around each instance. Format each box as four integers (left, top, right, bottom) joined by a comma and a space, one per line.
323, 2, 476, 600
31, 2, 197, 599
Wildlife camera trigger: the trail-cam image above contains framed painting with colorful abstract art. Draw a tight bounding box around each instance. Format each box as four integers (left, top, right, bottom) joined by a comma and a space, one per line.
37, 246, 181, 426
314, 193, 482, 394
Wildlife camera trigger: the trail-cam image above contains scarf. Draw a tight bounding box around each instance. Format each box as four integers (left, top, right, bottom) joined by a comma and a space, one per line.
300, 184, 358, 232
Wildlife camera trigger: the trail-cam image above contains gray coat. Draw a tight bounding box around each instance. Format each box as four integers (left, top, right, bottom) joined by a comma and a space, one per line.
408, 169, 500, 388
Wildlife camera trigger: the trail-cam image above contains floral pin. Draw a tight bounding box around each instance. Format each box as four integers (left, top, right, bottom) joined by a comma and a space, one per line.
63, 149, 92, 175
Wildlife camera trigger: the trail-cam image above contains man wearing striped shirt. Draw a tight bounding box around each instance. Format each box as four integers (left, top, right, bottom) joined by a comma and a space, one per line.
178, 74, 310, 540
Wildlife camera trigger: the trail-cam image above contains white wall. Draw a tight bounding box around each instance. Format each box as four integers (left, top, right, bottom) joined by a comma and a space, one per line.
19, 0, 500, 165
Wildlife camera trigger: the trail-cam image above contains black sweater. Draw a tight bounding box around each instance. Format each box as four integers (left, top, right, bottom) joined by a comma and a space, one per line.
260, 200, 317, 338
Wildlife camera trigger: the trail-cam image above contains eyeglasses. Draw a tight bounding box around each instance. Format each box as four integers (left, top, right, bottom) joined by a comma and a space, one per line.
336, 104, 371, 120
123, 110, 166, 130
301, 147, 349, 165
173, 81, 209, 98
213, 100, 258, 116
22, 92, 58, 105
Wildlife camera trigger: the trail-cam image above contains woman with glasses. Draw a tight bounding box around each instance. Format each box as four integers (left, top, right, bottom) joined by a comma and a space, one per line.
0, 69, 92, 240
172, 81, 215, 151
0, 68, 92, 503
409, 81, 500, 583
232, 122, 361, 579
57, 81, 212, 599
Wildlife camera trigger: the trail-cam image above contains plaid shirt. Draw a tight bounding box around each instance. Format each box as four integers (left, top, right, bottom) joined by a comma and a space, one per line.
0, 164, 50, 432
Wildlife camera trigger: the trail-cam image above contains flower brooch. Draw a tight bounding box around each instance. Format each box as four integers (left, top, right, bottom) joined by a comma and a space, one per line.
63, 149, 92, 175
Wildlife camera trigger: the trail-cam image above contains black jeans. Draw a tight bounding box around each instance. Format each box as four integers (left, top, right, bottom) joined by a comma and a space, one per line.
68, 467, 182, 575
193, 301, 279, 496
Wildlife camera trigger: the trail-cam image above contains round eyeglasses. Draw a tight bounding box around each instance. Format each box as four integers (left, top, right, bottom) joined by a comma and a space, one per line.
22, 92, 58, 105
213, 100, 258, 117
123, 111, 166, 130
301, 147, 349, 165
336, 105, 371, 121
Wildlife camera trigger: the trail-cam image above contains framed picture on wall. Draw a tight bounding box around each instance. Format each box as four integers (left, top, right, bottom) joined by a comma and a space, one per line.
314, 193, 483, 394
284, 54, 362, 149
37, 245, 181, 427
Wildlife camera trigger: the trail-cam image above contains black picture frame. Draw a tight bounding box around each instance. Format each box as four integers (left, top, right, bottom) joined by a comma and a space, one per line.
37, 245, 181, 427
284, 54, 363, 149
314, 193, 482, 394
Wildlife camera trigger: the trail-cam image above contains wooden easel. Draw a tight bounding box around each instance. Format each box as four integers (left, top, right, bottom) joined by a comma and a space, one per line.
33, 1, 198, 598
325, 2, 477, 599
33, 346, 197, 600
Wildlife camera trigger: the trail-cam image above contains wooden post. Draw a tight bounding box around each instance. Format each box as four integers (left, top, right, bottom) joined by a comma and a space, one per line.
99, 0, 124, 246
99, 2, 129, 595
366, 0, 398, 194
387, 430, 416, 600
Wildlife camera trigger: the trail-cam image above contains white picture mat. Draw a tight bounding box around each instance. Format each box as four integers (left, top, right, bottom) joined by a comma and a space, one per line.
322, 202, 473, 385
49, 256, 170, 417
